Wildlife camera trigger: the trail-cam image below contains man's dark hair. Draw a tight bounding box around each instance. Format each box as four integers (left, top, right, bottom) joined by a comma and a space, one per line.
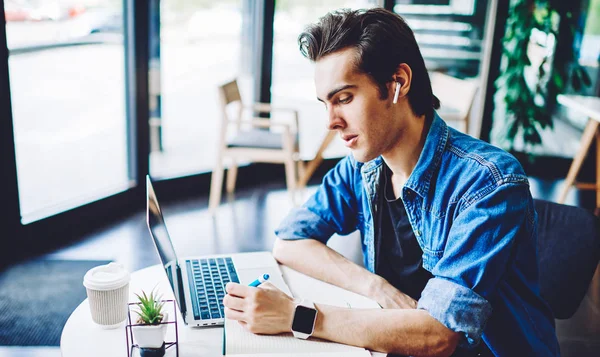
298, 8, 440, 118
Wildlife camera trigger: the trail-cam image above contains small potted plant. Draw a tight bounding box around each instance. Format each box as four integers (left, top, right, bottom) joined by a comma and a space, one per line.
132, 289, 168, 357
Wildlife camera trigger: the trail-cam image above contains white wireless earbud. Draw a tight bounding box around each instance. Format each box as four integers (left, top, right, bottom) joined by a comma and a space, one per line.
392, 81, 401, 104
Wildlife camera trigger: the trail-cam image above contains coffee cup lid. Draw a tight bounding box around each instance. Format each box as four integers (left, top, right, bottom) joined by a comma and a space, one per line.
83, 262, 130, 291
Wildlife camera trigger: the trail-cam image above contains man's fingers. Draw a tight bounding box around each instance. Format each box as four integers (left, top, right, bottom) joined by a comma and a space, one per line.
224, 307, 245, 321
226, 282, 253, 297
258, 281, 278, 291
223, 293, 246, 312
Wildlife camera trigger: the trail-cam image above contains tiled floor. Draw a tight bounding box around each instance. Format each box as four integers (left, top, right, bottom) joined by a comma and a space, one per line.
1, 176, 599, 356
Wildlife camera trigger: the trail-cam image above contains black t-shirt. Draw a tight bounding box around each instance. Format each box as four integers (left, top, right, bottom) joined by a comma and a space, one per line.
375, 163, 433, 300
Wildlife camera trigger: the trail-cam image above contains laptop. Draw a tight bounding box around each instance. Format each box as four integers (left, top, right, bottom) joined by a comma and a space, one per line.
145, 175, 291, 327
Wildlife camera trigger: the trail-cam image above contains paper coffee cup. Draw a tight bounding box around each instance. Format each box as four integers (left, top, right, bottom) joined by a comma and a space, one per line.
83, 262, 130, 329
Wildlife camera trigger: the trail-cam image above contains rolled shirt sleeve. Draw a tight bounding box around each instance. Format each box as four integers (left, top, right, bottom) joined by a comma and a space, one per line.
275, 156, 359, 244
418, 277, 492, 347
417, 182, 535, 348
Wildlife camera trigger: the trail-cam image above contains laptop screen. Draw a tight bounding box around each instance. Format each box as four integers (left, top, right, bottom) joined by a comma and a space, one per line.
146, 175, 186, 316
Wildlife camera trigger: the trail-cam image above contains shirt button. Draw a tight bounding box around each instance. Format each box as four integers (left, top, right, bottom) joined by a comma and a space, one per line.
415, 230, 421, 237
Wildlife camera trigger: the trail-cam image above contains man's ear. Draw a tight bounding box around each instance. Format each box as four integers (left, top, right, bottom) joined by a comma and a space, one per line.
393, 63, 412, 99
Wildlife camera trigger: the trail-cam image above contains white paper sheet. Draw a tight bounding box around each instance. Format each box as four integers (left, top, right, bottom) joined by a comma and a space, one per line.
225, 319, 367, 355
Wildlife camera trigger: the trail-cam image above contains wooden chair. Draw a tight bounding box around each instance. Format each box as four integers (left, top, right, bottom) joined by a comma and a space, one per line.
430, 71, 479, 136
556, 95, 600, 215
209, 79, 302, 214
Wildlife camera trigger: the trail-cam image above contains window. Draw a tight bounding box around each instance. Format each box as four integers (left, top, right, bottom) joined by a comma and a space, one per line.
392, 0, 485, 78
5, 0, 129, 223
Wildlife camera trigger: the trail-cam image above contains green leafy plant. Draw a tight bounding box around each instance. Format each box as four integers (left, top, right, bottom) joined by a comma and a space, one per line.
134, 289, 165, 325
497, 0, 591, 150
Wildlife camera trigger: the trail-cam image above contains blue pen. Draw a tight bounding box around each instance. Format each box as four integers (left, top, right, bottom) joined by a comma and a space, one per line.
248, 273, 270, 287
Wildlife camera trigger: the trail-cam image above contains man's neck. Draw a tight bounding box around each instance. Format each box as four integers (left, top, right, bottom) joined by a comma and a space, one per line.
382, 113, 429, 198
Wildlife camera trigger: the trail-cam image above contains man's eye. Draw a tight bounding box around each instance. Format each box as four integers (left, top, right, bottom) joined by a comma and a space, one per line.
339, 96, 352, 104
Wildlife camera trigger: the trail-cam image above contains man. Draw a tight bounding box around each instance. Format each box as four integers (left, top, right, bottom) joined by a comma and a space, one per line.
223, 8, 560, 357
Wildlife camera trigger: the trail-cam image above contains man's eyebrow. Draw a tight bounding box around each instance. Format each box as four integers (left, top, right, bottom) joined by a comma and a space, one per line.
316, 84, 357, 102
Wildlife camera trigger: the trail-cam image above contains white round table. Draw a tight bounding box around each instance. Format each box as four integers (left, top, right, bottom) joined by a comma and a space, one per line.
61, 263, 385, 357
61, 264, 224, 356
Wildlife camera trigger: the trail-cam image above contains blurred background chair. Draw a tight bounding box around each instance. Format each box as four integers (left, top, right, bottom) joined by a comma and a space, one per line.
430, 71, 479, 136
209, 79, 302, 214
535, 199, 600, 319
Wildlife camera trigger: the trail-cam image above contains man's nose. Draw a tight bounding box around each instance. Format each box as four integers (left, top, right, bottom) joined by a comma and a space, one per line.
326, 108, 346, 131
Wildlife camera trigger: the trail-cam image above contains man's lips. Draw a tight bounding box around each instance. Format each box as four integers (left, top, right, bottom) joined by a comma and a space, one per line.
342, 134, 358, 147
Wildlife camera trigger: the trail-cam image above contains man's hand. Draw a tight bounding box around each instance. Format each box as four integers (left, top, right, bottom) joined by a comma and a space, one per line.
369, 276, 417, 309
223, 282, 295, 335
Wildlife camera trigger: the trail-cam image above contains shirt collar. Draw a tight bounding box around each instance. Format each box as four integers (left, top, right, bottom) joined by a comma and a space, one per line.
350, 153, 382, 172
404, 112, 448, 198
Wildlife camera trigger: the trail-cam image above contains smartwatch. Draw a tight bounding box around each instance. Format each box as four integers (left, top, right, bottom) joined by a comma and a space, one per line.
291, 299, 318, 339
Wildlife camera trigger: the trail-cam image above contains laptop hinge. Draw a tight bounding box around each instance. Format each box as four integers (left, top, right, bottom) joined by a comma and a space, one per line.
175, 262, 187, 319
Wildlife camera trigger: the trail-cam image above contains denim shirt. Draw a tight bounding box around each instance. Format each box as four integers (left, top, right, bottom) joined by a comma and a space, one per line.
276, 114, 560, 356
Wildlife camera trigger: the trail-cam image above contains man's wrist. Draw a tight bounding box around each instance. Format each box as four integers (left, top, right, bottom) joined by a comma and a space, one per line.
285, 298, 297, 333
365, 274, 385, 300
313, 303, 323, 338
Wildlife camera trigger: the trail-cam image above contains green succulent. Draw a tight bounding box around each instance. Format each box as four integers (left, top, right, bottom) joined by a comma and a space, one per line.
134, 289, 165, 325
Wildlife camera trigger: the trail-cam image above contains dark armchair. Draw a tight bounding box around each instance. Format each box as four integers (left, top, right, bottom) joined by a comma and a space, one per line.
535, 199, 600, 319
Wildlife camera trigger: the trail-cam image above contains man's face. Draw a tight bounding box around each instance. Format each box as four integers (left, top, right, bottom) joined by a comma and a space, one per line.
314, 47, 407, 163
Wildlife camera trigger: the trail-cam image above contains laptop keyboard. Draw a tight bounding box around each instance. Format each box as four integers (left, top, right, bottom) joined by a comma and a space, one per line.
186, 257, 239, 321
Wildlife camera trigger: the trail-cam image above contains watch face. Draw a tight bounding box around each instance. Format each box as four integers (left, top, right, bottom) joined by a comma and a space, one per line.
292, 305, 317, 334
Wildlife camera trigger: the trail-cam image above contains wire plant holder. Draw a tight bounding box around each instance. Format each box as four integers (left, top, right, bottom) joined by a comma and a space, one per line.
125, 299, 179, 357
